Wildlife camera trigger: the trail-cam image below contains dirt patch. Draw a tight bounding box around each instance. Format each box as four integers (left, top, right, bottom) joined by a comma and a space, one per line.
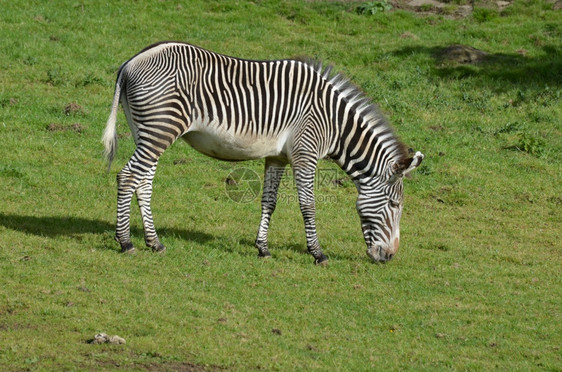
400, 0, 472, 18
400, 31, 419, 39
496, 1, 511, 10
0, 322, 36, 331
396, 0, 512, 18
46, 123, 86, 133
272, 328, 282, 335
224, 176, 237, 185
547, 196, 562, 206
88, 360, 224, 372
173, 157, 190, 165
407, 0, 446, 8
0, 97, 19, 107
64, 102, 84, 116
437, 44, 488, 65
136, 362, 223, 371
428, 124, 445, 131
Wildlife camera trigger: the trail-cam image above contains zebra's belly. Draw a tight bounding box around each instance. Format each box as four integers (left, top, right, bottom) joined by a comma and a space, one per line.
182, 125, 289, 162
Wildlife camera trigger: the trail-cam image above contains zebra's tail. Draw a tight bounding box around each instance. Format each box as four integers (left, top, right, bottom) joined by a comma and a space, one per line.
102, 65, 125, 172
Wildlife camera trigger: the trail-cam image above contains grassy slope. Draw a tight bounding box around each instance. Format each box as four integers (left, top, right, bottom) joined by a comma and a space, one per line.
0, 0, 560, 370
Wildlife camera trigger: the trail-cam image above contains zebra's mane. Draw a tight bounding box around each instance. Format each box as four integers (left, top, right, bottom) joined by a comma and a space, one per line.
297, 57, 410, 163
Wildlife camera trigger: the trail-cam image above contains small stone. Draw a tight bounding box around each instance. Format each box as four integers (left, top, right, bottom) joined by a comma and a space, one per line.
92, 333, 109, 344
90, 333, 126, 345
108, 335, 126, 344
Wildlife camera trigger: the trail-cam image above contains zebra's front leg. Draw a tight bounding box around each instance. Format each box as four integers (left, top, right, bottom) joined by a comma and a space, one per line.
136, 164, 165, 253
293, 162, 328, 265
255, 159, 287, 258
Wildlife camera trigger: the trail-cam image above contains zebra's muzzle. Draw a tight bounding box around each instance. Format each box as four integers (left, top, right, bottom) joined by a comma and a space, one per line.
366, 246, 394, 263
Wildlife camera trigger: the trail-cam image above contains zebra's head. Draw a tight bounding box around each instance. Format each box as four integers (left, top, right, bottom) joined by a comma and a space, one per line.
356, 151, 424, 263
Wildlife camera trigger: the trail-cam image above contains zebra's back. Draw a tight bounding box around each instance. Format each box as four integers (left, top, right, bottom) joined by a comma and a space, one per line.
122, 42, 328, 161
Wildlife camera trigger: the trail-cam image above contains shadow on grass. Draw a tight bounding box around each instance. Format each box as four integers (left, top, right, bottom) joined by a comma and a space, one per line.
0, 213, 213, 247
393, 44, 561, 89
1, 213, 362, 261
236, 238, 358, 262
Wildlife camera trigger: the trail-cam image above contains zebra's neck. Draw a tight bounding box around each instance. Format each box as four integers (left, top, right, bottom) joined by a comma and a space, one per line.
302, 63, 408, 184
328, 100, 407, 184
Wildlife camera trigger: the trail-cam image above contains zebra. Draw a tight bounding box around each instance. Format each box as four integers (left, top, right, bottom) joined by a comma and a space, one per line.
102, 41, 423, 264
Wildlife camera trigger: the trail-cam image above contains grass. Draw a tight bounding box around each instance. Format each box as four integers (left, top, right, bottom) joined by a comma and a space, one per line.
1, 0, 560, 370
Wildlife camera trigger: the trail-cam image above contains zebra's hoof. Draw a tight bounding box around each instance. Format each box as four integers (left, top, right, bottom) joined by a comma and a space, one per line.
258, 251, 272, 259
151, 243, 166, 253
314, 254, 328, 266
120, 245, 137, 255
115, 238, 136, 254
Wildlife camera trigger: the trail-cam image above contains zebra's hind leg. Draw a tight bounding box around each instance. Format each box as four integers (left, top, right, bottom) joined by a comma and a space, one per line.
136, 164, 166, 253
292, 160, 328, 265
115, 159, 140, 253
115, 148, 163, 253
255, 158, 287, 258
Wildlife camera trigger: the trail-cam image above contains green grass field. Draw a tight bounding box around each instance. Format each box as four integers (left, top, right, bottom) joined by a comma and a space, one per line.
1, 0, 560, 370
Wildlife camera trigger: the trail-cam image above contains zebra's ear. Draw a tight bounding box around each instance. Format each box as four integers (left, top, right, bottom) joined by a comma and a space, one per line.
390, 151, 424, 181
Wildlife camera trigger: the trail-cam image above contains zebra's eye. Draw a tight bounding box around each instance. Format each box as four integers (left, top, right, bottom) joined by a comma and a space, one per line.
389, 199, 400, 208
